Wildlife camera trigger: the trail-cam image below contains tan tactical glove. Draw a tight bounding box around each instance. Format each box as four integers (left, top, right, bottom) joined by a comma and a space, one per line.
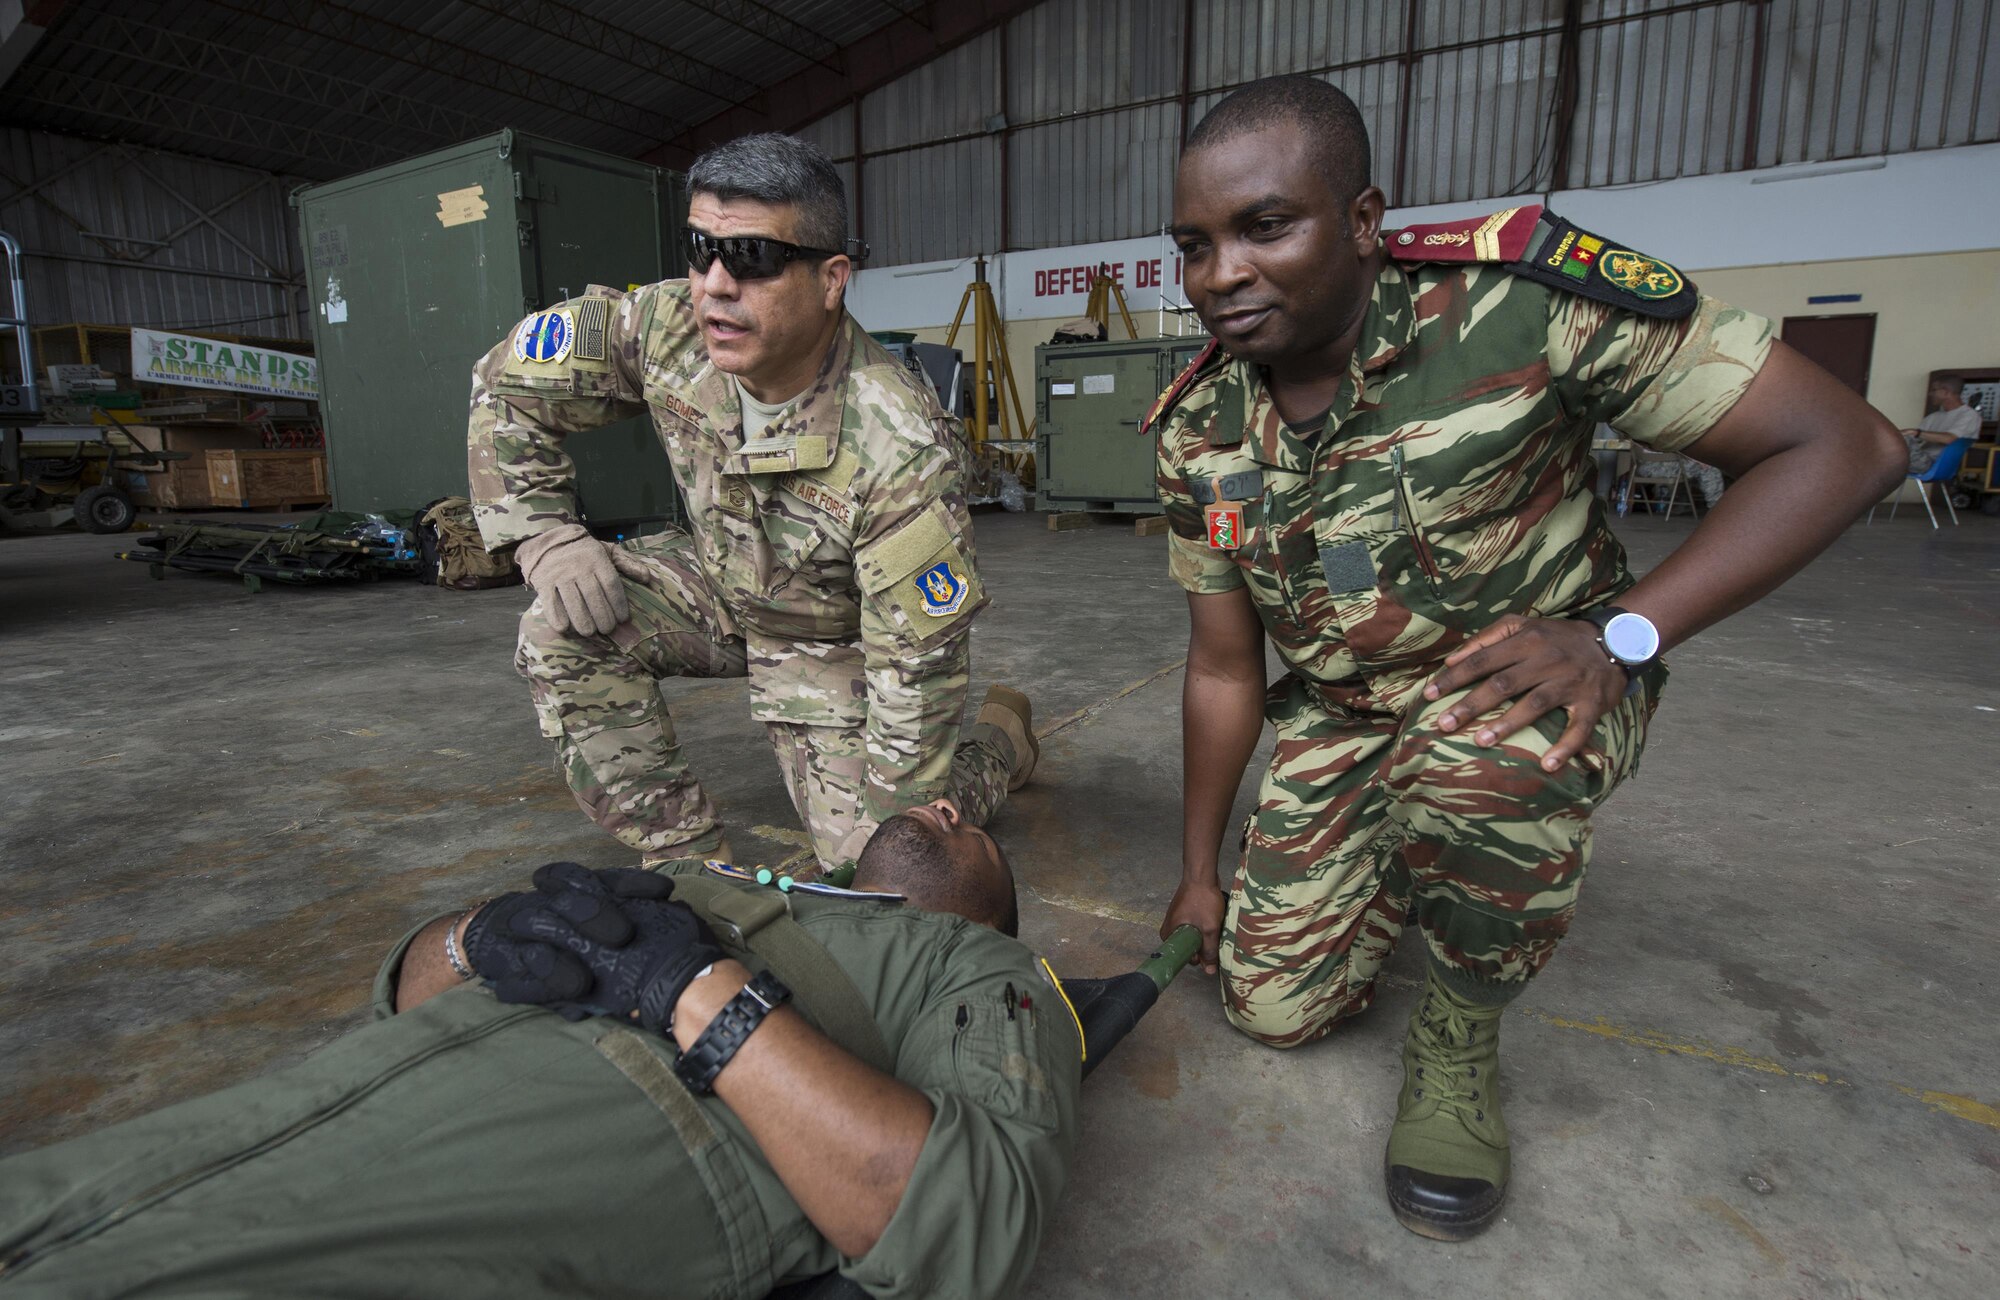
516, 523, 630, 637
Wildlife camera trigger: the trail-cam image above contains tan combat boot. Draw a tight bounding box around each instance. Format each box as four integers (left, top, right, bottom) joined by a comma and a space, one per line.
1384, 965, 1512, 1240
976, 685, 1039, 791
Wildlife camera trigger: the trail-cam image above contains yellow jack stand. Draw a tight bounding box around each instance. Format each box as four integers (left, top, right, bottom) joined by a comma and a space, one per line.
1084, 264, 1138, 340
945, 255, 1034, 454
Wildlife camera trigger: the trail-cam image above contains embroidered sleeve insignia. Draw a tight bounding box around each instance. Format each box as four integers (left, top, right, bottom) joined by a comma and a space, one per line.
1508, 212, 1699, 319
917, 560, 969, 616
1205, 502, 1243, 551
512, 309, 576, 365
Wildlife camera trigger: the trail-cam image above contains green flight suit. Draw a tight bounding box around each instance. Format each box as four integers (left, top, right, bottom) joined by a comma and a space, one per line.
0, 879, 1080, 1300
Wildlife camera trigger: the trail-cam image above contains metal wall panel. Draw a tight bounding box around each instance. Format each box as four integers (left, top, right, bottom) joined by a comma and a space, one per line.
0, 127, 306, 340
862, 29, 1001, 154
1190, 0, 1410, 92
1009, 0, 1184, 119
793, 105, 853, 159
1402, 30, 1561, 205
791, 0, 2000, 266
860, 138, 1001, 267
778, 106, 860, 246
1009, 102, 1180, 249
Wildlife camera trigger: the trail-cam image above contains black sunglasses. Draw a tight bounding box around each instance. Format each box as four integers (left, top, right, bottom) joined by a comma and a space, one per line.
686, 228, 843, 281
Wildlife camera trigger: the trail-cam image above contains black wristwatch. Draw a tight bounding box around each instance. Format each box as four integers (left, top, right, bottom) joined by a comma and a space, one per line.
673, 969, 792, 1096
1577, 604, 1661, 697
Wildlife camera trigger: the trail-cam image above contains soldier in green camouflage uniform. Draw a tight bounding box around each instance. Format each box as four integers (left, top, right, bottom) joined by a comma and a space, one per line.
0, 815, 1079, 1299
1154, 77, 1904, 1238
468, 135, 1034, 877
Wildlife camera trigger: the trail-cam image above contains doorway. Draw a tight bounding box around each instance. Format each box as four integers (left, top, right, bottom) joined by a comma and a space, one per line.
1781, 313, 1876, 398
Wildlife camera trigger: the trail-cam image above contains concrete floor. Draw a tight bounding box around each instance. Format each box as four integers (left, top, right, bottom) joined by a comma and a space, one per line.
1, 505, 1995, 1298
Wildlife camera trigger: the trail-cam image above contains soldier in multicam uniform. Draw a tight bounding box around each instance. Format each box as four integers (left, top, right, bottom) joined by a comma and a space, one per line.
1150, 77, 1904, 1238
467, 134, 1036, 879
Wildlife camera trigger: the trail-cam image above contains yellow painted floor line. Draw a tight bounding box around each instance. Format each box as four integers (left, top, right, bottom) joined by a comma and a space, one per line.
1894, 1085, 2000, 1131
1511, 1007, 1847, 1085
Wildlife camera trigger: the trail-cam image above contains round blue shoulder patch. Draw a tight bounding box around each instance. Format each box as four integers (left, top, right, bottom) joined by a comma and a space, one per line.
512, 309, 574, 365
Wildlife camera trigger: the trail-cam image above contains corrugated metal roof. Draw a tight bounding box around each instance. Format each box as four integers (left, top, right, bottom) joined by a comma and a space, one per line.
0, 0, 926, 180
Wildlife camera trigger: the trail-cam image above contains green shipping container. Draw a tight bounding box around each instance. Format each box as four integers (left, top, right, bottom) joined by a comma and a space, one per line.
294, 130, 685, 520
1036, 336, 1209, 513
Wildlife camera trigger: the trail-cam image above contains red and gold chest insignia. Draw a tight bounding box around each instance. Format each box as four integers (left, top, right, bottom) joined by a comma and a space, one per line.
1205, 502, 1243, 551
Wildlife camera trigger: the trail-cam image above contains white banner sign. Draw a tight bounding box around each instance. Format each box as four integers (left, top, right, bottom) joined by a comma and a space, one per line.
131, 328, 319, 402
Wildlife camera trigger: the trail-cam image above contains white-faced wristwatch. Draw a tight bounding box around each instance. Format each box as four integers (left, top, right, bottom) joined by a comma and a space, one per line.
1578, 605, 1660, 696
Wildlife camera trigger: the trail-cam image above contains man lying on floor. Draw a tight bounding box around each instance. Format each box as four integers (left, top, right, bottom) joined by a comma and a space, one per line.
0, 801, 1076, 1300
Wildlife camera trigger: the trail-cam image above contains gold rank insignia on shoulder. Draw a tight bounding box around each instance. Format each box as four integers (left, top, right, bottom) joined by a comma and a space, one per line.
512, 308, 575, 365
1514, 211, 1697, 319
1390, 204, 1697, 320
1388, 205, 1541, 263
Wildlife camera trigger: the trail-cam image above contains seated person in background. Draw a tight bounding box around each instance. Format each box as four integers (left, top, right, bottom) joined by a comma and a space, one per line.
1902, 377, 1981, 473
0, 802, 1073, 1300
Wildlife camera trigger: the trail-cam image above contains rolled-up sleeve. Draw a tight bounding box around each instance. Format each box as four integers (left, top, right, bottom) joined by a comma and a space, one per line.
1157, 426, 1246, 596
1546, 290, 1775, 454
839, 943, 1081, 1299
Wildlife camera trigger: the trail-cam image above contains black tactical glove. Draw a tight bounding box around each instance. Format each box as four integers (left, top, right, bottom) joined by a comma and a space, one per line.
462, 862, 675, 1014
508, 886, 727, 1035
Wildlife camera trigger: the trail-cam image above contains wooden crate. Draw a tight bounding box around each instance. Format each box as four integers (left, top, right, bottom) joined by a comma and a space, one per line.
204, 450, 328, 509
127, 460, 216, 509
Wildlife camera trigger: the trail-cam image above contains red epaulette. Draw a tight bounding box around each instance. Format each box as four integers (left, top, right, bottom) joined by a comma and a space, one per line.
1139, 338, 1222, 436
1392, 204, 1699, 320
1386, 204, 1544, 263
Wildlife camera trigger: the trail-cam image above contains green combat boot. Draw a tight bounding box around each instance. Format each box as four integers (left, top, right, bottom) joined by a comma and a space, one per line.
1384, 966, 1512, 1240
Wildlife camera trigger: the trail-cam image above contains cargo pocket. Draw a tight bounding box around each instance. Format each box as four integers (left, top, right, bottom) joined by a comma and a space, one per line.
948, 998, 1058, 1131
855, 502, 987, 654
491, 353, 618, 400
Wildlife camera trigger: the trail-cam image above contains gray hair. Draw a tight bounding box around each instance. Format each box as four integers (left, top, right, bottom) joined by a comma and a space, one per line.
687, 133, 848, 252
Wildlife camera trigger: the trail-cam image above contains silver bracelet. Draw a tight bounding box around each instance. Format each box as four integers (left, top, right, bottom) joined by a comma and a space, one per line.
443, 911, 476, 981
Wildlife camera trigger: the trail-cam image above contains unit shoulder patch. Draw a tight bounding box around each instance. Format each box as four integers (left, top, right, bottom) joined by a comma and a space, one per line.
1139, 338, 1223, 436
1507, 211, 1698, 320
512, 308, 575, 366
916, 559, 970, 617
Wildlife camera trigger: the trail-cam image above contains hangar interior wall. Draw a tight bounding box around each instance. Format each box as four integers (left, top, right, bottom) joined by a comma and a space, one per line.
0, 127, 305, 342
802, 0, 2000, 268
802, 0, 1999, 431
852, 139, 2000, 430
